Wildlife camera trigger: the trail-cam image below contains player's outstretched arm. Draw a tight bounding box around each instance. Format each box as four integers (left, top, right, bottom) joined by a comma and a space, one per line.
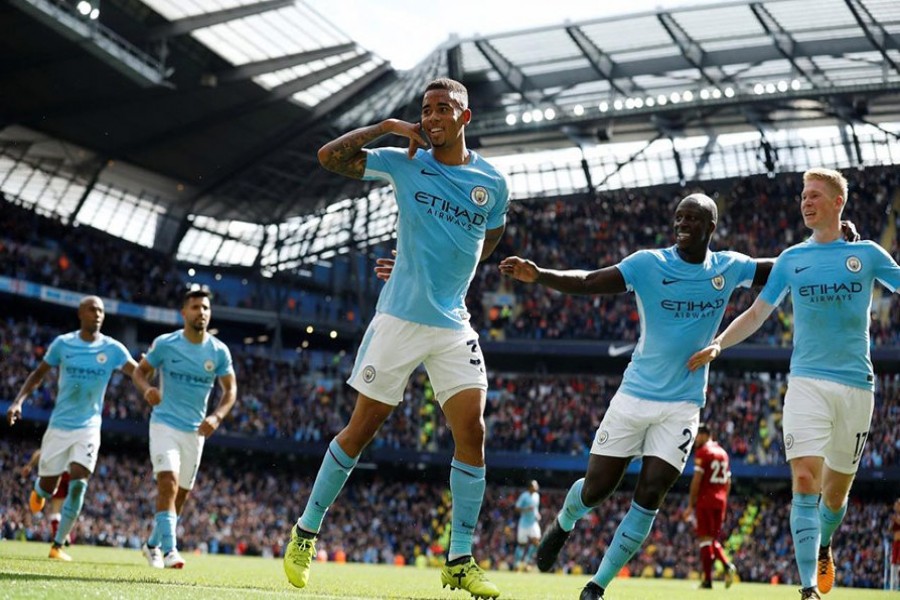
318, 119, 428, 178
499, 257, 627, 295
687, 296, 776, 371
6, 361, 52, 426
199, 373, 237, 438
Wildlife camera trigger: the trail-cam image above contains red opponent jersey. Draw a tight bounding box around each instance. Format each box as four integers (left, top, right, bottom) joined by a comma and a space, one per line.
694, 441, 730, 508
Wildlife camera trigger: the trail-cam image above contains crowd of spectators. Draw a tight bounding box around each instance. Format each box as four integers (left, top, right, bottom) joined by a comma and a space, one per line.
4, 167, 900, 346
3, 315, 900, 468
0, 436, 892, 588
468, 167, 899, 344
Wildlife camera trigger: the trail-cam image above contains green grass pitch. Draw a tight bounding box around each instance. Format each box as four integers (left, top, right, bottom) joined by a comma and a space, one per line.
0, 540, 894, 599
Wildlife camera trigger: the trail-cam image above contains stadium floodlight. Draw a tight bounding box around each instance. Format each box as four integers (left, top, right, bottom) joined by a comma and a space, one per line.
599, 101, 609, 112
505, 113, 517, 126
791, 79, 802, 91
724, 87, 735, 98
625, 98, 635, 109
633, 97, 644, 109
712, 89, 722, 99
613, 99, 624, 110
543, 108, 555, 120
657, 95, 667, 106
76, 0, 100, 19
573, 104, 584, 116
700, 89, 710, 100
754, 83, 765, 95
765, 83, 776, 94
531, 109, 544, 122
777, 80, 789, 92
682, 90, 694, 102
645, 97, 655, 107
522, 112, 532, 123
669, 92, 681, 103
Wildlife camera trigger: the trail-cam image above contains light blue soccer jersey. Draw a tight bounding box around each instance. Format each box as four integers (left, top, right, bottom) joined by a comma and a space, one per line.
363, 147, 510, 329
617, 247, 757, 405
145, 331, 234, 432
516, 491, 540, 528
760, 238, 900, 390
43, 332, 131, 430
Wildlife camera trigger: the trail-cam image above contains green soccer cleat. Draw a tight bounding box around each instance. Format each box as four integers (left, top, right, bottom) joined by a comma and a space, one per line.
440, 556, 500, 599
283, 525, 317, 589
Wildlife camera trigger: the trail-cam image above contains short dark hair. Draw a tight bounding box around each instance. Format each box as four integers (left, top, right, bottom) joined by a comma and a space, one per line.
425, 78, 468, 110
183, 288, 211, 306
698, 423, 711, 436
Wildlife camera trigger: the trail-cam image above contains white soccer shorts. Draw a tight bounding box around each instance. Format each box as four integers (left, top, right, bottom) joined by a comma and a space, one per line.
149, 422, 206, 490
517, 522, 541, 545
590, 390, 700, 471
782, 376, 874, 474
39, 426, 101, 476
347, 312, 488, 406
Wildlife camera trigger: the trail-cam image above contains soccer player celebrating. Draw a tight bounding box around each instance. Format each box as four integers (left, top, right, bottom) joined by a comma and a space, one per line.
514, 480, 541, 571
684, 423, 737, 589
132, 288, 236, 569
688, 168, 900, 599
283, 77, 508, 598
6, 295, 136, 561
499, 194, 769, 600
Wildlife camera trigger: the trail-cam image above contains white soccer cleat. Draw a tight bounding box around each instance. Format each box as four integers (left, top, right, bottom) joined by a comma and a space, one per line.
142, 543, 164, 569
163, 549, 185, 569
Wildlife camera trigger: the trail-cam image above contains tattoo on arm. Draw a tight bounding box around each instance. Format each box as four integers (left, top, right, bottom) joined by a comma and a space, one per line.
319, 123, 390, 179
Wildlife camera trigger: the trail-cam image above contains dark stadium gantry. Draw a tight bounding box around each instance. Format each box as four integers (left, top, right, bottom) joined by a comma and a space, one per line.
1, 0, 900, 273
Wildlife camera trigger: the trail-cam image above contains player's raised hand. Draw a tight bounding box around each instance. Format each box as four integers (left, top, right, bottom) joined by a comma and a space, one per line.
499, 256, 540, 283
374, 250, 397, 282
687, 342, 721, 371
391, 120, 429, 159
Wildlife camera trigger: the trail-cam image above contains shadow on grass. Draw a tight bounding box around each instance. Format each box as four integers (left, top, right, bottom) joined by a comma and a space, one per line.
0, 570, 306, 594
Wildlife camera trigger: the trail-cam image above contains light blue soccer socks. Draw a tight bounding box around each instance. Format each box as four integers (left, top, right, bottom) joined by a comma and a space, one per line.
54, 479, 87, 546
448, 458, 486, 561
791, 492, 821, 589
593, 500, 657, 589
557, 478, 590, 532
819, 500, 847, 547
298, 438, 359, 534
156, 510, 178, 554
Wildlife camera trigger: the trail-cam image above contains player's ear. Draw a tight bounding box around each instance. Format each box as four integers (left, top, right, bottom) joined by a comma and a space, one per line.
461, 108, 472, 126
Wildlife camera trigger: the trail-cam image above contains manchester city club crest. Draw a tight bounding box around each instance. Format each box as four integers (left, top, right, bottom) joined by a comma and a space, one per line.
784, 433, 794, 450
596, 430, 609, 445
711, 275, 725, 290
204, 359, 215, 372
363, 365, 376, 383
845, 256, 861, 273
96, 352, 107, 364
470, 186, 489, 206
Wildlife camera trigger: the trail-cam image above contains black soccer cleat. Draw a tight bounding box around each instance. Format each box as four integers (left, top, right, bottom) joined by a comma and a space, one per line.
579, 581, 605, 600
536, 518, 571, 573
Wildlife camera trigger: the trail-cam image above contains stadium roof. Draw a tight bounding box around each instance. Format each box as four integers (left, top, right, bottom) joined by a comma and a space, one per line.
3, 0, 900, 225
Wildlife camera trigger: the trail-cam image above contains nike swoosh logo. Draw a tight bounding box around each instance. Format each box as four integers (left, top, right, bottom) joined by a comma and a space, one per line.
608, 343, 635, 357
421, 168, 439, 176
794, 266, 811, 273
662, 278, 680, 285
794, 527, 817, 534
171, 359, 182, 363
